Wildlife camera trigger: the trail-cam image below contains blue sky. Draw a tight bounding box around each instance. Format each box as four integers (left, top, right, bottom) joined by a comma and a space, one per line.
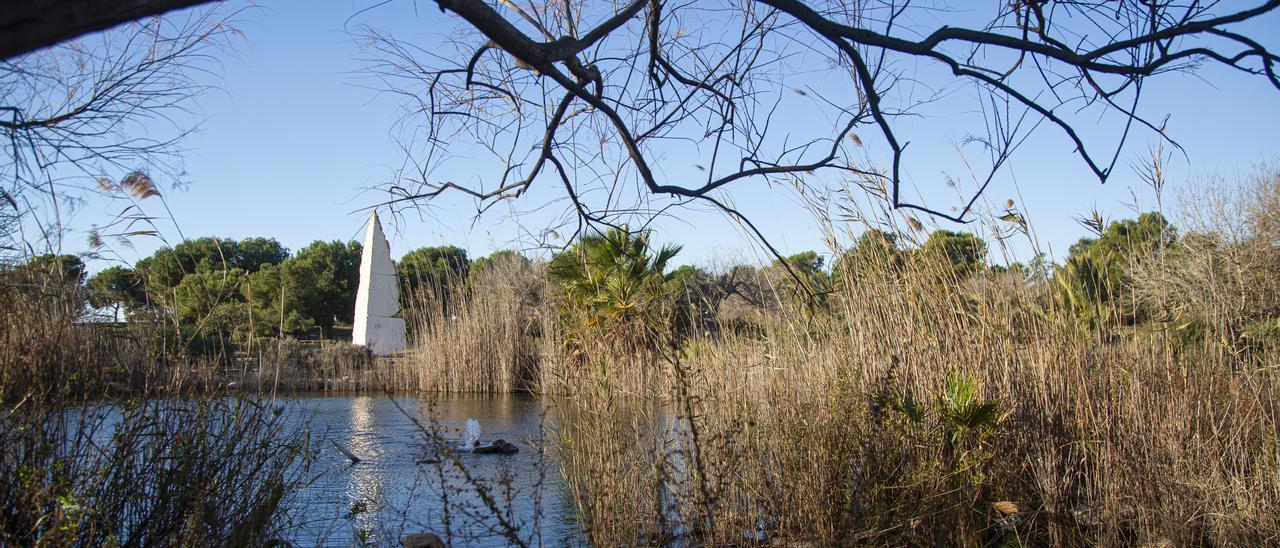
60, 0, 1280, 271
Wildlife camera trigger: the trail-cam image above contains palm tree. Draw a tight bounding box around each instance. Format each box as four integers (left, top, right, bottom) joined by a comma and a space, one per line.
549, 227, 682, 349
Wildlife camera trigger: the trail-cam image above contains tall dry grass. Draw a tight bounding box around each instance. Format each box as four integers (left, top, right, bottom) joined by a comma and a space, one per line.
0, 396, 310, 545
0, 260, 315, 545
393, 257, 554, 393
367, 170, 1280, 545
0, 268, 156, 397
544, 251, 1279, 545
251, 339, 375, 392
428, 216, 1269, 544
1131, 166, 1280, 348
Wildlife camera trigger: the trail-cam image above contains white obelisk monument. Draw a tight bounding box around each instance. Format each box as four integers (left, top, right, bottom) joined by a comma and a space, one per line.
352, 212, 406, 355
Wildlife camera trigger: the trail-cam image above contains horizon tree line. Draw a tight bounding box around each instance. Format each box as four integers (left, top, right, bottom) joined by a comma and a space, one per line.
10, 207, 1262, 354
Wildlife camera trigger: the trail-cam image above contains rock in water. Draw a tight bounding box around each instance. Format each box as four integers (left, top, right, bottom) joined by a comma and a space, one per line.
352, 211, 406, 355
472, 439, 519, 455
402, 532, 445, 548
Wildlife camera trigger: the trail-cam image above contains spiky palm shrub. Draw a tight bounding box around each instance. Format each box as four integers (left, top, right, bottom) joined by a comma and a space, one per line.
1051, 253, 1119, 331
548, 227, 682, 365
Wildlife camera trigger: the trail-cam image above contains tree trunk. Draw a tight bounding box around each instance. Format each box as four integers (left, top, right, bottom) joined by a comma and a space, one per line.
1, 0, 215, 60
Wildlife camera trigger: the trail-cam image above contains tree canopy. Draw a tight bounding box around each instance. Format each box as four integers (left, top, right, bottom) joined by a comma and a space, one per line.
16, 254, 87, 286
920, 230, 988, 278
136, 237, 288, 293
398, 245, 471, 294
86, 266, 147, 317
834, 230, 901, 280
550, 227, 681, 343
289, 240, 362, 331
116, 237, 358, 341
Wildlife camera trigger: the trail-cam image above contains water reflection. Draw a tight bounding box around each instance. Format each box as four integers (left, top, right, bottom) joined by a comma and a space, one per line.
285, 394, 581, 546
345, 396, 382, 534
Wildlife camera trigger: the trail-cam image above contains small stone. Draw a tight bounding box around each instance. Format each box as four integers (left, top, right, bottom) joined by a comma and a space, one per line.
402, 532, 445, 548
471, 439, 519, 455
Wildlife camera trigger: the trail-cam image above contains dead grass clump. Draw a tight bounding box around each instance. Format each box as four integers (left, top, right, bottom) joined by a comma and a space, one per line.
398, 258, 551, 393
0, 396, 310, 546
254, 339, 374, 391
547, 237, 1280, 545
0, 266, 313, 546
0, 267, 153, 398
1131, 165, 1280, 347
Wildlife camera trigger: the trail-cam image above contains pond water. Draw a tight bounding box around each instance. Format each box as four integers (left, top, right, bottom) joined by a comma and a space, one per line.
283, 394, 581, 546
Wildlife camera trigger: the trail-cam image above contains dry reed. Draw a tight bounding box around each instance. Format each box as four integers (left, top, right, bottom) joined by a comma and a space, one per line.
0, 259, 315, 546
388, 196, 1280, 544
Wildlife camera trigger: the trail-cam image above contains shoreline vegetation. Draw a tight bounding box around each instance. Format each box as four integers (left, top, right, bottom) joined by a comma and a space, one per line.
4, 168, 1280, 545
6, 1, 1280, 544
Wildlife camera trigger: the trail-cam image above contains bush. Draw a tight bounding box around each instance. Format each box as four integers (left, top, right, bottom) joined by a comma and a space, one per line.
0, 397, 308, 545
1242, 318, 1280, 349
1130, 167, 1280, 346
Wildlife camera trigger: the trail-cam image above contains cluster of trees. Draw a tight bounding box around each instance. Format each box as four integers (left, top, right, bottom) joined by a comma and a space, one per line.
84, 238, 361, 340
543, 203, 1279, 353
1, 238, 455, 345
63, 238, 477, 344
3, 237, 489, 346
664, 229, 989, 317
9, 193, 1277, 353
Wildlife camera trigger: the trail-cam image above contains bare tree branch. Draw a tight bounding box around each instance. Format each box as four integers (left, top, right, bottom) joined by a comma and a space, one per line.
357, 0, 1277, 262
2, 6, 240, 256
0, 0, 216, 60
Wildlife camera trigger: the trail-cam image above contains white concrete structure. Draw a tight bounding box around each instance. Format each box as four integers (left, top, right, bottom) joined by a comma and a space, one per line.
352, 212, 406, 355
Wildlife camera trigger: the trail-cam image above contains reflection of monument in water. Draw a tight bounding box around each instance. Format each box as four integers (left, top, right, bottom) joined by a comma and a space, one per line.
345, 396, 382, 533
352, 212, 406, 355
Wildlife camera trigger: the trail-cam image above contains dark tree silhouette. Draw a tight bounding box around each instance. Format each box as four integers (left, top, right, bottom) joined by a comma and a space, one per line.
7, 1, 1278, 261
355, 0, 1278, 257
0, 0, 212, 60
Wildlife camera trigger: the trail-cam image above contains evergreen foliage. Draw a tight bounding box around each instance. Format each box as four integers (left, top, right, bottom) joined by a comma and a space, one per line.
549, 227, 681, 349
